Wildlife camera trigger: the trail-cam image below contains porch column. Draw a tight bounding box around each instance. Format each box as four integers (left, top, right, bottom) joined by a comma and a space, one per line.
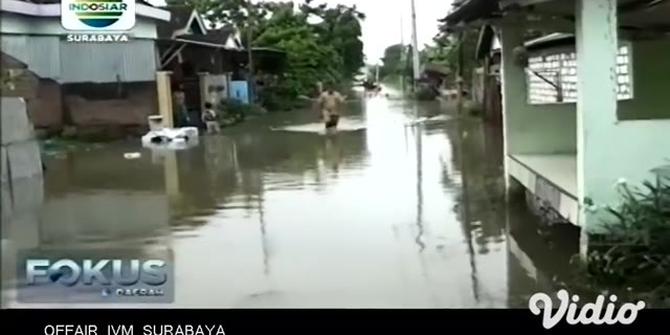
575, 0, 618, 255
156, 71, 174, 128
498, 19, 526, 195
198, 72, 211, 113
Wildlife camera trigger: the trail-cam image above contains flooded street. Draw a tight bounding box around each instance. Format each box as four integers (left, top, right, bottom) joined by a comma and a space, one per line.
2, 89, 579, 308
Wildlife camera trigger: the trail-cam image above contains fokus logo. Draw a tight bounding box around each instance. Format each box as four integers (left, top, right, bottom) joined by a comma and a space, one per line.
62, 0, 136, 31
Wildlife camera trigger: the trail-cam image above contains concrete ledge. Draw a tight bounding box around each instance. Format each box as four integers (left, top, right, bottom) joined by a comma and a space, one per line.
1, 210, 40, 249
7, 176, 44, 217
1, 97, 33, 145
507, 154, 580, 225
6, 140, 42, 180
1, 182, 12, 221
1, 146, 7, 184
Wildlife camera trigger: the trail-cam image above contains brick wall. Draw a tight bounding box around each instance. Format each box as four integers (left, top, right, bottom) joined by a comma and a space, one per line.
64, 81, 158, 127
28, 79, 63, 130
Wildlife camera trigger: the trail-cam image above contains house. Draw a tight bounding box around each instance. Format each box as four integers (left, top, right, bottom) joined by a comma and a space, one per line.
157, 5, 245, 118
472, 25, 502, 125
444, 0, 670, 255
0, 0, 171, 134
156, 5, 287, 125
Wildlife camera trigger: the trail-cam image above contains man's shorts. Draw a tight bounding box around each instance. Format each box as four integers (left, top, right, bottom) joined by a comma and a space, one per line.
325, 114, 340, 129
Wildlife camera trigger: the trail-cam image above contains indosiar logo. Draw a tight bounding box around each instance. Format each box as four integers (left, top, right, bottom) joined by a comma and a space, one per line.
62, 0, 136, 31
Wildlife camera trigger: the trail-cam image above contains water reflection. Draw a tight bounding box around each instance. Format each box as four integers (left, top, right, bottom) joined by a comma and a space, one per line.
2, 89, 582, 308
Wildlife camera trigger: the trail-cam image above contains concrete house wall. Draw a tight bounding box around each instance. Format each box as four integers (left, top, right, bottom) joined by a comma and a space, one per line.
511, 37, 670, 158
499, 0, 670, 251
499, 26, 578, 158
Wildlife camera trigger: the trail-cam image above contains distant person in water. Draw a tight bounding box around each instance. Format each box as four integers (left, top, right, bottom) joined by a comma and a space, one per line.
202, 102, 220, 134
317, 85, 346, 132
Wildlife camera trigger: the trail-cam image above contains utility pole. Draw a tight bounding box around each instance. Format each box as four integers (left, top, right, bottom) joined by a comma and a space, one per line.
247, 0, 255, 104
400, 15, 406, 92
410, 0, 421, 93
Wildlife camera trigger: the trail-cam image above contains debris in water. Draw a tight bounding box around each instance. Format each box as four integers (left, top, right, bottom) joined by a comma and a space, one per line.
141, 127, 199, 146
124, 152, 141, 159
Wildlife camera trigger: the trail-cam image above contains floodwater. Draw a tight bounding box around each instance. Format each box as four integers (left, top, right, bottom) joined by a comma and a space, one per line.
1, 88, 580, 308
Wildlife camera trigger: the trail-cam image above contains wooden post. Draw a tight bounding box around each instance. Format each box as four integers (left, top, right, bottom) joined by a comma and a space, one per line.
155, 71, 174, 128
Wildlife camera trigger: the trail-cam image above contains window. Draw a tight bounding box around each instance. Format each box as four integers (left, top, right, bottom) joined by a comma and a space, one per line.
527, 44, 633, 104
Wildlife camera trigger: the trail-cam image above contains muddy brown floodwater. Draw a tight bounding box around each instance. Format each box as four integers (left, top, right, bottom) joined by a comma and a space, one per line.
2, 88, 582, 308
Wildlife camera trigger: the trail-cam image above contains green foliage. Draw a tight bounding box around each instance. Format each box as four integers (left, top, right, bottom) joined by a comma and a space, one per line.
171, 0, 365, 110
424, 29, 480, 83
379, 44, 409, 80
255, 11, 343, 97
561, 177, 670, 307
299, 1, 366, 78
605, 180, 670, 243
216, 98, 267, 126
378, 28, 480, 85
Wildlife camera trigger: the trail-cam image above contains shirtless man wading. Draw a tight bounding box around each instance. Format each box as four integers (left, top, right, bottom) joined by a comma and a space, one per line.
317, 86, 346, 132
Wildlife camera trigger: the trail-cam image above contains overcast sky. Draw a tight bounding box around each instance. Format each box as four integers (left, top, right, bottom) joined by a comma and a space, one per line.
261, 0, 455, 64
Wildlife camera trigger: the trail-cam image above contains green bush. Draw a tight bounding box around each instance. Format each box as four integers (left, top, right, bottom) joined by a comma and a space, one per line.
560, 176, 670, 306
259, 85, 306, 111
216, 98, 266, 126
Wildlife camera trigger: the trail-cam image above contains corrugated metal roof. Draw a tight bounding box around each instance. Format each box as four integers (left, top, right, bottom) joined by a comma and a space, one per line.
2, 35, 158, 83
60, 40, 157, 83
1, 35, 61, 79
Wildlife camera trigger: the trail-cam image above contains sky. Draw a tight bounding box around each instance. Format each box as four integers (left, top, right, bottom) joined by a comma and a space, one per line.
261, 0, 455, 64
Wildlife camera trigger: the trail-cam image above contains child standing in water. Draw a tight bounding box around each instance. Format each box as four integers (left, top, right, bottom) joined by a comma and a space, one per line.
202, 102, 220, 134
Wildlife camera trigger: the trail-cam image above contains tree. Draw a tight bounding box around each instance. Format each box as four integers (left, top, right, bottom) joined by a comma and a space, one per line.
423, 28, 479, 84
255, 7, 343, 98
299, 1, 366, 79
379, 44, 410, 80
168, 0, 365, 109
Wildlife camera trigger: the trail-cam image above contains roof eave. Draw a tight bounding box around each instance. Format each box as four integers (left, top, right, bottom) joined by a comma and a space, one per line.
442, 0, 502, 32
